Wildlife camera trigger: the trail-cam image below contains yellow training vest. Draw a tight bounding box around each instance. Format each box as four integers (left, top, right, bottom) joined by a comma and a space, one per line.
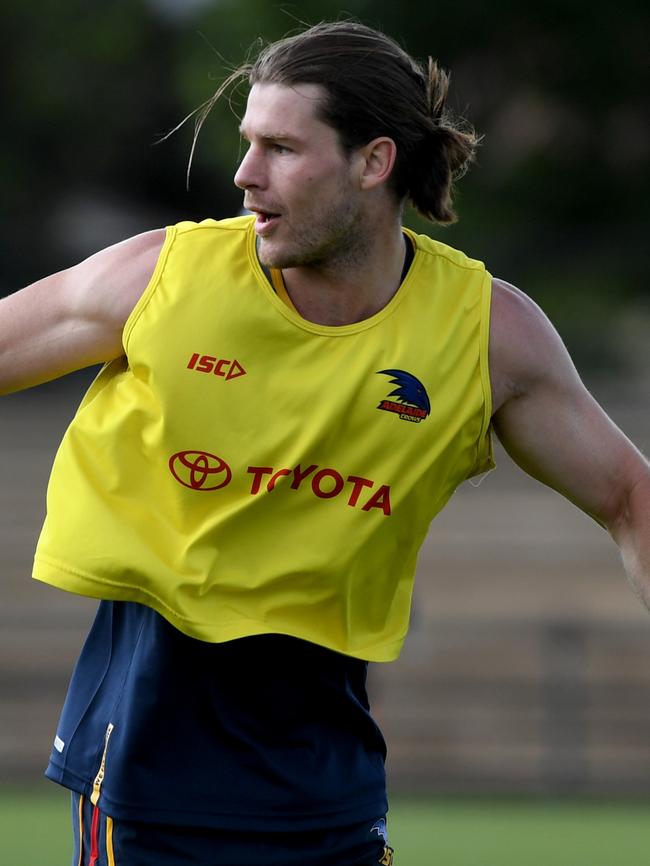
33, 216, 493, 661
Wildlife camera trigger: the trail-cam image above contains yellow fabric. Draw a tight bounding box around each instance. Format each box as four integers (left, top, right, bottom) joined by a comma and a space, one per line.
33, 216, 493, 661
77, 796, 84, 866
106, 817, 115, 866
90, 723, 114, 807
270, 267, 298, 312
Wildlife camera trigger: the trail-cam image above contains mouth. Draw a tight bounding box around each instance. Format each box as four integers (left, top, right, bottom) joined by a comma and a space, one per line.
247, 206, 282, 235
257, 211, 280, 223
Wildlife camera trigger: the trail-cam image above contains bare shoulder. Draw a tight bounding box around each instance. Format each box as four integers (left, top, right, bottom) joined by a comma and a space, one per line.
486, 279, 647, 532
489, 277, 580, 415
67, 228, 168, 328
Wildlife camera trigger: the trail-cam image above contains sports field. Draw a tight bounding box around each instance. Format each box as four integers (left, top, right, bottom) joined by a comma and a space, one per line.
2, 789, 650, 865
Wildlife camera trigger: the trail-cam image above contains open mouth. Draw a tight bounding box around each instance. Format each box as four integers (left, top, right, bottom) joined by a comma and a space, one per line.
252, 210, 282, 234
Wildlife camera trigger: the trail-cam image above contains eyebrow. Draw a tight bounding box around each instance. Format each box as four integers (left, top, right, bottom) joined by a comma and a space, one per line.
239, 125, 302, 144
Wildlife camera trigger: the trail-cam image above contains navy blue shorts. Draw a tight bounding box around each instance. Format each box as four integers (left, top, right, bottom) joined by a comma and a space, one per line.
71, 793, 395, 866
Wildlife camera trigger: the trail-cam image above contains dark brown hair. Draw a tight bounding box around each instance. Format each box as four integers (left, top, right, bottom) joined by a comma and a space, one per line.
191, 21, 479, 224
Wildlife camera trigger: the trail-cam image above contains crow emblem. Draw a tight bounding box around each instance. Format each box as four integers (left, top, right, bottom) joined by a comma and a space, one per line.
377, 369, 430, 423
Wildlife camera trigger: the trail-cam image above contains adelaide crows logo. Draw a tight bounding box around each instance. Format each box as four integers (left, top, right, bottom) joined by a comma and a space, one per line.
377, 369, 430, 423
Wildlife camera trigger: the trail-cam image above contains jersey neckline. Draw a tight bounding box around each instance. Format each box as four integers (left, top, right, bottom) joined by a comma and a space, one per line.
246, 219, 422, 337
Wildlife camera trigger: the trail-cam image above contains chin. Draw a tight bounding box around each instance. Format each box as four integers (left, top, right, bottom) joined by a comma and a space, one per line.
258, 229, 348, 271
258, 246, 283, 269
258, 240, 301, 270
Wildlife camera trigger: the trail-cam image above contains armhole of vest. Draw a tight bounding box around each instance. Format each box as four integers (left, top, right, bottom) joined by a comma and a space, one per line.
476, 269, 494, 470
122, 224, 177, 355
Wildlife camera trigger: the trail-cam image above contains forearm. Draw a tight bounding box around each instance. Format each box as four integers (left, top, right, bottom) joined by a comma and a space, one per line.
610, 469, 650, 610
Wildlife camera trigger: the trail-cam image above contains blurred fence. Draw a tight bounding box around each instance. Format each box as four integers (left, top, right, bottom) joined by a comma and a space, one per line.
2, 371, 650, 794
376, 619, 650, 796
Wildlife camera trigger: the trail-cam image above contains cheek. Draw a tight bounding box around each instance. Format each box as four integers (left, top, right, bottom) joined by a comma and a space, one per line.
298, 158, 343, 188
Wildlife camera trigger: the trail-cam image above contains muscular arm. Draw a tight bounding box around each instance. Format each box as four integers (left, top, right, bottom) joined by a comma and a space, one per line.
0, 229, 166, 395
490, 278, 650, 606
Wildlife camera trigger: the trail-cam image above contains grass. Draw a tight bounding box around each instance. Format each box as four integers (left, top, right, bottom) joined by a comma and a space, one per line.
388, 797, 650, 865
1, 787, 650, 865
0, 787, 72, 865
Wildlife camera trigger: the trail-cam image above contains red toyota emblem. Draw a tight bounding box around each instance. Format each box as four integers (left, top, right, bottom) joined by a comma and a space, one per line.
169, 451, 232, 491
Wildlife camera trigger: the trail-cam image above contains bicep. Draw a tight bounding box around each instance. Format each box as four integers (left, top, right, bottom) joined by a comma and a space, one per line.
0, 229, 165, 394
490, 279, 646, 529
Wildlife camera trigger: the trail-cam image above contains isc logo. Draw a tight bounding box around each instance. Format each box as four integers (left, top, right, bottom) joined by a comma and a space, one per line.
187, 353, 246, 380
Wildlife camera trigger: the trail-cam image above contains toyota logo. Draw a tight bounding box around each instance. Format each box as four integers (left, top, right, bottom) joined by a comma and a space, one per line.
169, 451, 232, 491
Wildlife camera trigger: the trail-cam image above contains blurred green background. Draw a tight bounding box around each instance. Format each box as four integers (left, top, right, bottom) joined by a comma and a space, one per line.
3, 0, 648, 372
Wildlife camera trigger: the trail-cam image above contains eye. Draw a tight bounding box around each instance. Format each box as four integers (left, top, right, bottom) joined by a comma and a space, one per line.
271, 143, 292, 155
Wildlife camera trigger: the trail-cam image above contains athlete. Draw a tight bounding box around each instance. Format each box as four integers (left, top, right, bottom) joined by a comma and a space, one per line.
2, 21, 649, 866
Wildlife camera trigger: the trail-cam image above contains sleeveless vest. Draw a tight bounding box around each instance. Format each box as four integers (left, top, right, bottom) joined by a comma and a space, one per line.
33, 216, 493, 661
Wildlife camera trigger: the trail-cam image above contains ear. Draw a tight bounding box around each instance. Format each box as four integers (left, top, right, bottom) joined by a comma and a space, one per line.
356, 137, 397, 191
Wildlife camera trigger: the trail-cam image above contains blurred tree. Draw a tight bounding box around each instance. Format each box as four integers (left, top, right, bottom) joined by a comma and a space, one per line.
2, 0, 648, 370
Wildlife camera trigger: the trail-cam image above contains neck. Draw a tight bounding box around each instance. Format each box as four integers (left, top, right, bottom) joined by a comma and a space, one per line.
280, 222, 408, 327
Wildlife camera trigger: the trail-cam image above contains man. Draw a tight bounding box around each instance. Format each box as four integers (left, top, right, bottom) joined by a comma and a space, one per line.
2, 20, 649, 866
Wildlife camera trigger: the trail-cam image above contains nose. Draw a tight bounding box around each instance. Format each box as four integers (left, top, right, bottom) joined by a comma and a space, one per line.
234, 144, 266, 190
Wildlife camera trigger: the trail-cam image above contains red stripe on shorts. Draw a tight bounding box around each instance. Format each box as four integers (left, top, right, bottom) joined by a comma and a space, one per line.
88, 805, 101, 866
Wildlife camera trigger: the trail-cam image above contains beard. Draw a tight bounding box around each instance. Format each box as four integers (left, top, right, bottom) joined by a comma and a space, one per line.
257, 191, 371, 274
